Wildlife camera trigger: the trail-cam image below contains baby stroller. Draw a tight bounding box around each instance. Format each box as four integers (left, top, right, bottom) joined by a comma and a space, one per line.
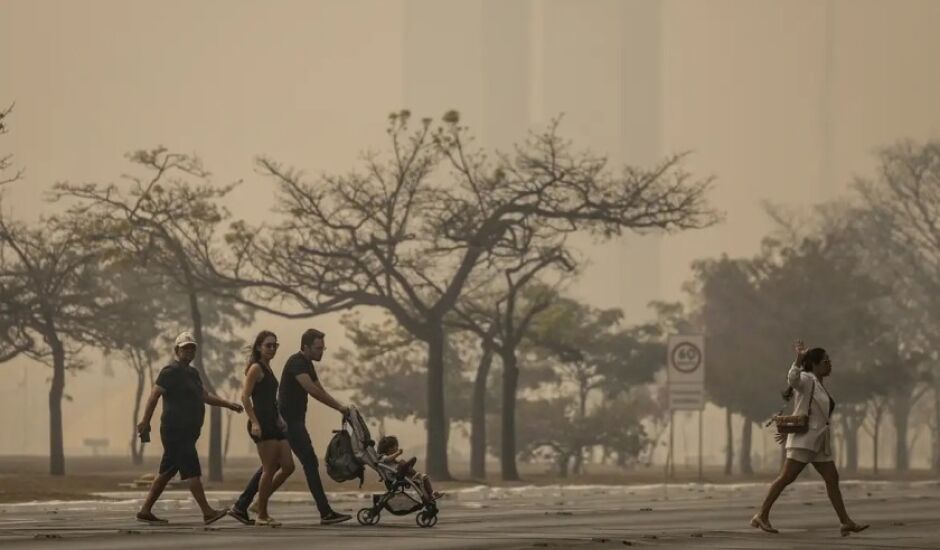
343, 407, 440, 528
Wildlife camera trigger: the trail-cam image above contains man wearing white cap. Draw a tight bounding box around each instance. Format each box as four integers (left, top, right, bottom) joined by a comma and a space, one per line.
135, 331, 244, 525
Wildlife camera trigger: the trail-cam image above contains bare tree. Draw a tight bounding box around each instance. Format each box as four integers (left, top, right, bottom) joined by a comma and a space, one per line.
855, 140, 940, 473
0, 102, 31, 363
212, 112, 718, 479
0, 103, 24, 187
52, 149, 250, 481
862, 395, 888, 474
448, 222, 574, 480
0, 210, 116, 475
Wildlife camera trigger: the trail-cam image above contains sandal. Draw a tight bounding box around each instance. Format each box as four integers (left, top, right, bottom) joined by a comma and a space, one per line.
255, 516, 282, 527
750, 514, 779, 534
841, 522, 870, 537
203, 508, 229, 525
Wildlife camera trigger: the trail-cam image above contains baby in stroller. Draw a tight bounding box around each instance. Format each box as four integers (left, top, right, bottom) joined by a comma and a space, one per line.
376, 435, 442, 501
340, 407, 441, 528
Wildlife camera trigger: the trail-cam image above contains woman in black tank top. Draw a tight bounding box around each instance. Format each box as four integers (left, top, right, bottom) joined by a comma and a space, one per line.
247, 361, 280, 441
239, 331, 295, 526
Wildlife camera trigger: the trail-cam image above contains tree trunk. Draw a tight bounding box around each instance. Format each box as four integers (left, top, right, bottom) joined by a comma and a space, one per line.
187, 289, 223, 482
872, 412, 881, 475
48, 333, 66, 476
578, 381, 588, 420
843, 416, 859, 473
500, 349, 521, 481
424, 323, 451, 480
470, 342, 494, 480
130, 362, 146, 465
572, 448, 584, 475
933, 382, 940, 473
892, 394, 911, 472
724, 408, 734, 475
739, 420, 753, 475
223, 402, 233, 465
557, 453, 570, 478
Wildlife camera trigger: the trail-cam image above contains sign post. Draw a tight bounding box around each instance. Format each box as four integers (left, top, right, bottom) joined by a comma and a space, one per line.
666, 335, 705, 481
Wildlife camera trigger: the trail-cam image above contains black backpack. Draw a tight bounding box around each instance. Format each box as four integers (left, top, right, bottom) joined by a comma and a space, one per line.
326, 429, 364, 487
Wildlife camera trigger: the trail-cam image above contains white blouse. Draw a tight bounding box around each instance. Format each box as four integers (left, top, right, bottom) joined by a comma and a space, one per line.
784, 362, 833, 452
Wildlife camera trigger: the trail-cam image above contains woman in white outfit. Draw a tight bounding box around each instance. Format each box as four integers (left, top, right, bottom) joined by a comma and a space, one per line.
751, 340, 869, 537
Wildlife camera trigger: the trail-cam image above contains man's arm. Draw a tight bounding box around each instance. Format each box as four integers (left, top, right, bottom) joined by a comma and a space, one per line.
204, 389, 244, 412
295, 373, 348, 414
137, 385, 164, 434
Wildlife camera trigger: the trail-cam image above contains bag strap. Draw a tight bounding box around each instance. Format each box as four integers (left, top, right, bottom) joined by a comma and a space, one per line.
764, 372, 816, 427
805, 375, 816, 419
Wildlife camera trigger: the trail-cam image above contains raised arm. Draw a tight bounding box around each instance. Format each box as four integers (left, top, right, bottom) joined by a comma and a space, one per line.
295, 373, 348, 415
787, 339, 807, 390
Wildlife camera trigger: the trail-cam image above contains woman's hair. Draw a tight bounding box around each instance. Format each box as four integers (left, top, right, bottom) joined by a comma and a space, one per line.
782, 347, 827, 400
246, 330, 277, 374
377, 435, 399, 455
799, 347, 827, 372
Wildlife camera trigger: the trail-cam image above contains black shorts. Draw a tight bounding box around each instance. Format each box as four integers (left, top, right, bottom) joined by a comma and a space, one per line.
159, 429, 202, 480
248, 419, 286, 444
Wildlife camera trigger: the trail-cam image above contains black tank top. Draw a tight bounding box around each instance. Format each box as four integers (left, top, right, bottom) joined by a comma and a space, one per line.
250, 362, 279, 429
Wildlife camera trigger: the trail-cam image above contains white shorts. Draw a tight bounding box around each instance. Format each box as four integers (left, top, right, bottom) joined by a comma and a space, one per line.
786, 446, 833, 463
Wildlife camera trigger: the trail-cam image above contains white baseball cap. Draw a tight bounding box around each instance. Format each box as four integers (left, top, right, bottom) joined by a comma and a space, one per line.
174, 331, 198, 349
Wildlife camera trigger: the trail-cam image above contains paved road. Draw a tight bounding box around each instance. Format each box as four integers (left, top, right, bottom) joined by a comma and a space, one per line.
2, 480, 940, 549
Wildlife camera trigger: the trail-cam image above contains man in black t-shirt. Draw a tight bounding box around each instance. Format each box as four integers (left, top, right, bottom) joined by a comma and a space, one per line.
135, 331, 244, 525
230, 328, 352, 525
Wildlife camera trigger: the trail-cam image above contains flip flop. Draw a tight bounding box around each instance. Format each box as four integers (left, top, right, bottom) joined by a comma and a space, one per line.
255, 516, 282, 527
204, 508, 229, 525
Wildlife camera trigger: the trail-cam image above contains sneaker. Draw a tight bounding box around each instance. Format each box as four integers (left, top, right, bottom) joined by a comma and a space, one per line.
320, 511, 352, 525
227, 507, 254, 525
136, 511, 169, 525
248, 501, 260, 514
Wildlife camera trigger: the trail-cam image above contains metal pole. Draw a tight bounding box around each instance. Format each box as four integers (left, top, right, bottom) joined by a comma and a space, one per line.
698, 408, 704, 482
668, 409, 675, 479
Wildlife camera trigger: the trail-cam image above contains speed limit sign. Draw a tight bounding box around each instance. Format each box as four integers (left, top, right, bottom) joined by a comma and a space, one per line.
667, 335, 705, 383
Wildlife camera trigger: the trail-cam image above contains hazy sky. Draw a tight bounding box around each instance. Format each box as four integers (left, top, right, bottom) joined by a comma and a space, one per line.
2, 0, 939, 465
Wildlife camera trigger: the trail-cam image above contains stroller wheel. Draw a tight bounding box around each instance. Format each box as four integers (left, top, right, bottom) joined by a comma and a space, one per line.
416, 511, 438, 528
357, 508, 380, 526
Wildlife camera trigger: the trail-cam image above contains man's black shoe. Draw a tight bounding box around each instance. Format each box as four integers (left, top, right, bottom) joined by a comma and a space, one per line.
227, 507, 254, 525
320, 511, 352, 525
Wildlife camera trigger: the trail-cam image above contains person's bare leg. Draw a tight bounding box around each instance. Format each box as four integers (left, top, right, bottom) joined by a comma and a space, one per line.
758, 459, 807, 521
812, 461, 850, 523
256, 441, 280, 519
187, 476, 219, 516
270, 440, 295, 494
139, 471, 174, 514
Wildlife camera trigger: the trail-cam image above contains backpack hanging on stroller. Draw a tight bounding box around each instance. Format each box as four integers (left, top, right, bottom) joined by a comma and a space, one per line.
326, 428, 365, 486
338, 406, 440, 528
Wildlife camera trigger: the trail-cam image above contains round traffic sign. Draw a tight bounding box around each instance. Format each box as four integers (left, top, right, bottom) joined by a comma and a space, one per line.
671, 342, 702, 374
